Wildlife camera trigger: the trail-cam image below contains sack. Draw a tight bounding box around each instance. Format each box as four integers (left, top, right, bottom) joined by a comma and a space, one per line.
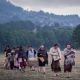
51, 51, 60, 61
71, 59, 75, 66
39, 57, 45, 62
65, 59, 75, 66
52, 55, 60, 61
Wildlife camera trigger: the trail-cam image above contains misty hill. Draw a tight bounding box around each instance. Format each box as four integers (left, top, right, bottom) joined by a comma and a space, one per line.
0, 0, 80, 27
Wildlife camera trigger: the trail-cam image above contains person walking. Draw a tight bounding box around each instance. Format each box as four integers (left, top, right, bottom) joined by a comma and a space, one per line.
37, 45, 48, 74
26, 46, 37, 71
4, 45, 11, 69
49, 44, 62, 76
64, 44, 75, 78
18, 46, 26, 72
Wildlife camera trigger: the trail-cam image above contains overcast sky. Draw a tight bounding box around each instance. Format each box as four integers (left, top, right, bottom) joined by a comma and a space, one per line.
9, 0, 80, 15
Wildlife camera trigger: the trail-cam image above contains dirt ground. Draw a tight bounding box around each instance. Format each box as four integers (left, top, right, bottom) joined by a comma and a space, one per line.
0, 51, 80, 80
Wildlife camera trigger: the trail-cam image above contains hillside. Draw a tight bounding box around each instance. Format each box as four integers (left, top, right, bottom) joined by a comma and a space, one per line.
0, 0, 80, 26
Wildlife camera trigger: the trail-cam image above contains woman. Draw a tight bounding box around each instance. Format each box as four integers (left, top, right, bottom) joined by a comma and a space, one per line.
64, 44, 75, 78
26, 46, 37, 71
37, 45, 48, 74
9, 47, 15, 70
14, 47, 19, 69
18, 46, 26, 72
49, 44, 61, 76
4, 45, 11, 69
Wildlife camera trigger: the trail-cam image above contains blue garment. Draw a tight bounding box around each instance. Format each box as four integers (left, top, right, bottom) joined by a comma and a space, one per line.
28, 51, 35, 59
18, 51, 24, 58
26, 50, 36, 60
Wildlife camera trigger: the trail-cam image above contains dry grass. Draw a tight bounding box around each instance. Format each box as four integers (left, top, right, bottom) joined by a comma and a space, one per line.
0, 51, 80, 80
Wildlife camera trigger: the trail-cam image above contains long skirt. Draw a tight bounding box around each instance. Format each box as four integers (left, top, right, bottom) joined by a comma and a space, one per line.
18, 58, 27, 68
51, 59, 61, 72
64, 59, 72, 72
38, 57, 46, 67
10, 61, 14, 69
14, 59, 19, 68
4, 57, 10, 69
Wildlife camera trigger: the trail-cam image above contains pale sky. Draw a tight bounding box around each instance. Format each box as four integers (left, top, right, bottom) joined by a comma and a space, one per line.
9, 0, 80, 15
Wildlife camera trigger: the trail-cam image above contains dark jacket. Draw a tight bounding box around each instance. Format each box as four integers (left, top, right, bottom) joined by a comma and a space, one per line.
4, 48, 11, 57
37, 48, 48, 64
18, 51, 24, 58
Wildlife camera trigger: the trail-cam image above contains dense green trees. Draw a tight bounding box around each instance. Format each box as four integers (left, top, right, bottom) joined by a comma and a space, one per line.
72, 24, 80, 48
0, 21, 76, 52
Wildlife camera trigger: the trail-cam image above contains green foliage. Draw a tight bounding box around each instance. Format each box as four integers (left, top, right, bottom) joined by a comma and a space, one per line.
0, 21, 73, 52
72, 24, 80, 48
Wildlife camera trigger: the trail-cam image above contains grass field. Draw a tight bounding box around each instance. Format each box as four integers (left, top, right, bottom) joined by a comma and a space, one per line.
0, 51, 80, 80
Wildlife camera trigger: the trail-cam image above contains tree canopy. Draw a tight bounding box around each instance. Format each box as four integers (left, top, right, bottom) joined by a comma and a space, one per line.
72, 24, 80, 48
0, 21, 75, 52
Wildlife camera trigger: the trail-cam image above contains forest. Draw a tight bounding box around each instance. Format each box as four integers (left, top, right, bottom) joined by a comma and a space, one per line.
0, 21, 79, 52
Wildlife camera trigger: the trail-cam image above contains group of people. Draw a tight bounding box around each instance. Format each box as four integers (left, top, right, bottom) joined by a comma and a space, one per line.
49, 44, 75, 77
4, 45, 48, 72
4, 43, 75, 77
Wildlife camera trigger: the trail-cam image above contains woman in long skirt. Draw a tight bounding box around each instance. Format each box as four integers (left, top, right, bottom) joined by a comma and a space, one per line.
14, 47, 20, 69
37, 45, 48, 74
26, 46, 37, 71
18, 46, 26, 72
64, 44, 75, 78
49, 44, 62, 76
4, 45, 11, 69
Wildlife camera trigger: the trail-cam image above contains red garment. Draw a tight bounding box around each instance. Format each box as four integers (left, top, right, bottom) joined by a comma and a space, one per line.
20, 59, 27, 68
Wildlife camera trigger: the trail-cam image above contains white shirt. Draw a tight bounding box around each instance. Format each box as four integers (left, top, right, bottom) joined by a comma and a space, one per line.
49, 47, 62, 61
